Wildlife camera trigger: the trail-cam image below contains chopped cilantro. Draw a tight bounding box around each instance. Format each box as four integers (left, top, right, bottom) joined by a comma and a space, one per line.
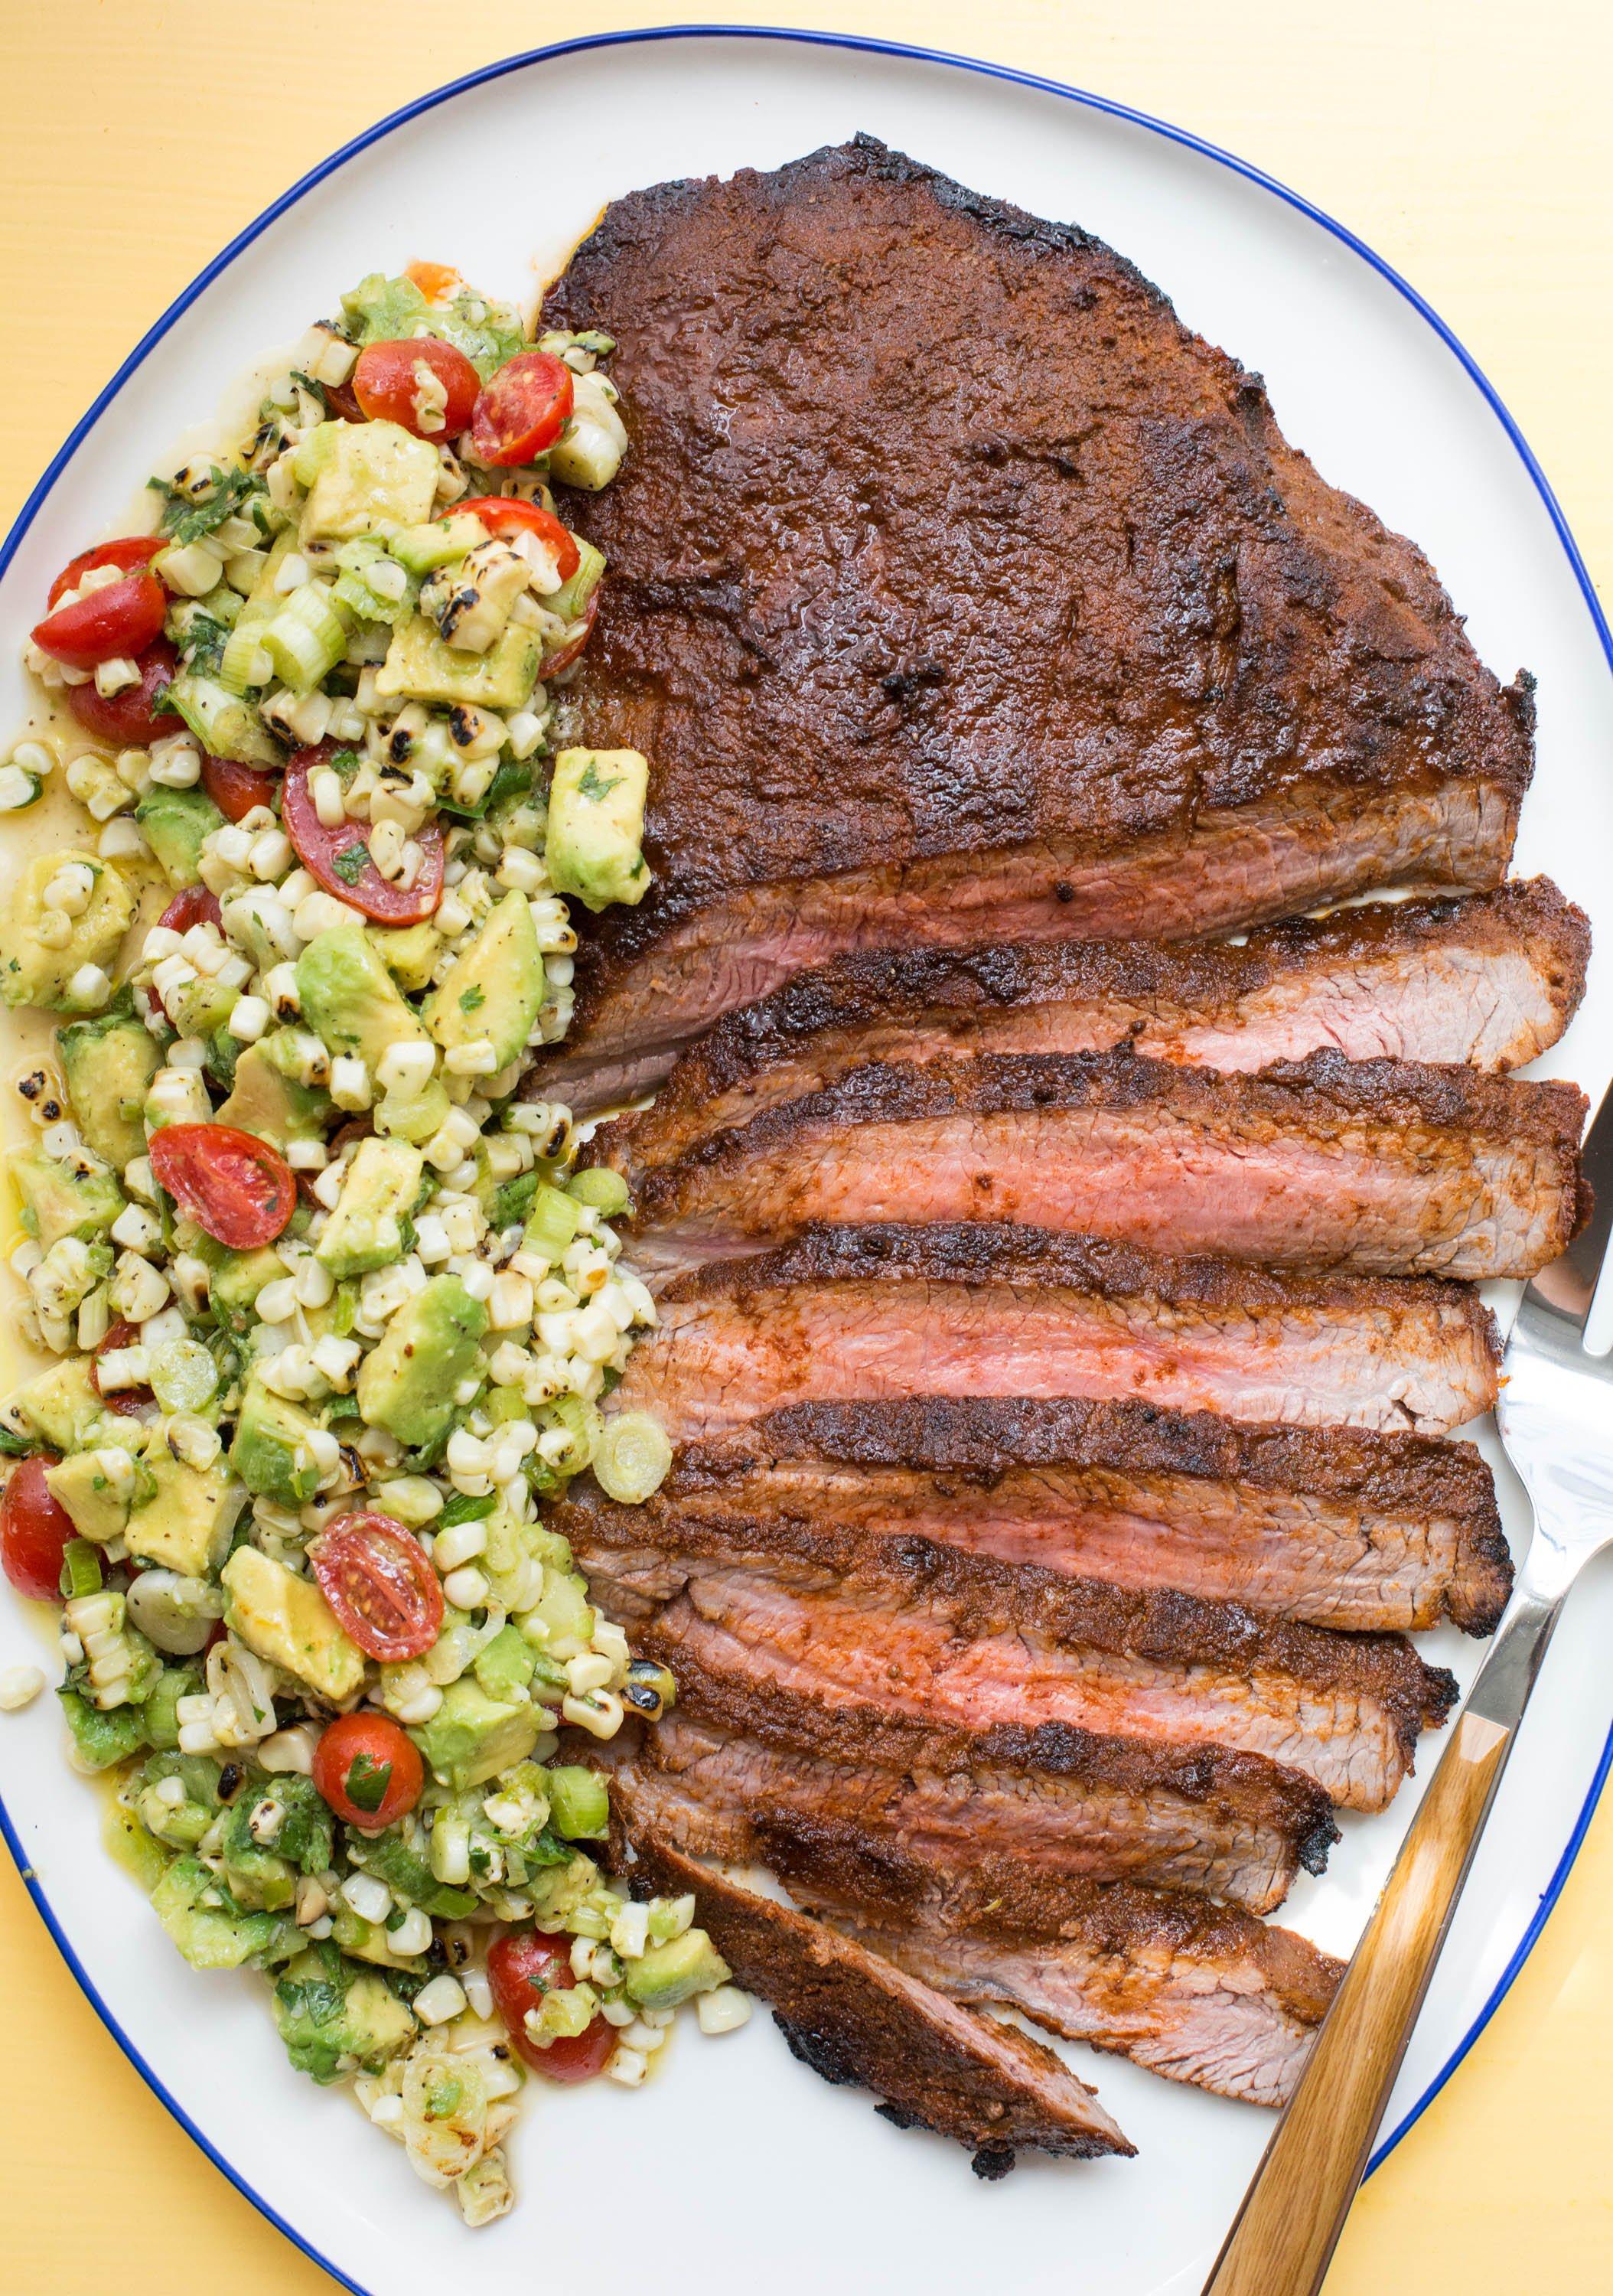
342, 1753, 393, 1816
458, 985, 486, 1014
577, 760, 623, 803
330, 843, 370, 886
181, 614, 231, 679
148, 463, 267, 547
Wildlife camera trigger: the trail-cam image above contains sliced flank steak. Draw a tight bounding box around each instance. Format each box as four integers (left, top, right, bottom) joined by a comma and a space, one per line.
585, 1047, 1585, 1283
608, 1225, 1501, 1443
615, 880, 1589, 1157
660, 1397, 1512, 1635
532, 138, 1533, 1108
560, 1488, 1456, 1811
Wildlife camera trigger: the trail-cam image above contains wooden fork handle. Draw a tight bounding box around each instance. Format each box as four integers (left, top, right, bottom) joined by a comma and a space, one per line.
1201, 1704, 1514, 2296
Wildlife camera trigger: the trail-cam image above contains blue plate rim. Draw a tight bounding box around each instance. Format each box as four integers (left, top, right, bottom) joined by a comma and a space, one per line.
2, 23, 1609, 2288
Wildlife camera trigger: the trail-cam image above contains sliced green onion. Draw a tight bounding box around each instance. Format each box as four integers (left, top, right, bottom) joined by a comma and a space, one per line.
538, 1394, 601, 1477
60, 1539, 103, 1602
567, 1166, 630, 1218
148, 1339, 217, 1415
288, 420, 342, 488
262, 581, 349, 692
522, 1182, 582, 1264
546, 536, 605, 625
217, 621, 269, 696
591, 1411, 672, 1505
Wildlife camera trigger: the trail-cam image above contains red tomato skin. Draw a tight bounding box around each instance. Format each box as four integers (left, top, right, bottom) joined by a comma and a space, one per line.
92, 1318, 156, 1417
47, 538, 163, 610
308, 1514, 444, 1663
1, 1455, 76, 1602
312, 1712, 425, 1831
148, 1124, 295, 1248
157, 885, 223, 935
541, 592, 600, 679
282, 745, 444, 925
33, 571, 168, 668
470, 353, 575, 468
65, 640, 185, 745
487, 1930, 617, 2082
198, 752, 281, 824
457, 497, 582, 583
353, 338, 481, 439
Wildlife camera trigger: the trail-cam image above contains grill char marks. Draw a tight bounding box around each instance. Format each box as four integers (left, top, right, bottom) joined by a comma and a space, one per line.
666, 1398, 1512, 1635
585, 1047, 1586, 1283
559, 1484, 1456, 1811
614, 1797, 1136, 2169
533, 136, 1532, 1102
620, 881, 1589, 1146
632, 1698, 1338, 1914
617, 1225, 1501, 1441
616, 1743, 1341, 2108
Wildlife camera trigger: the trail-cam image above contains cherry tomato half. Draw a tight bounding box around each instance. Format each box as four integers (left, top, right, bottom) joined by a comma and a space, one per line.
282, 745, 444, 925
541, 591, 600, 680
92, 1318, 156, 1417
308, 1513, 444, 1664
198, 752, 281, 824
354, 338, 481, 440
312, 1711, 425, 1831
470, 351, 574, 468
458, 497, 581, 585
487, 1929, 617, 2082
157, 885, 223, 935
0, 1455, 76, 1603
34, 569, 168, 669
47, 537, 164, 611
65, 638, 185, 746
148, 1124, 295, 1248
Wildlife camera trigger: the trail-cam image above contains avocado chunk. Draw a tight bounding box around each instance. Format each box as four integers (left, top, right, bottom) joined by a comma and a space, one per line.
135, 785, 226, 889
205, 1243, 287, 1334
222, 1547, 366, 1701
376, 616, 540, 712
422, 891, 544, 1069
216, 1041, 332, 1151
230, 1375, 326, 1505
59, 1005, 161, 1172
0, 1357, 108, 1452
0, 852, 134, 1011
45, 1450, 134, 1546
408, 1675, 540, 1790
301, 418, 441, 545
472, 1622, 536, 1704
272, 1947, 418, 2083
295, 923, 432, 1074
389, 513, 487, 576
371, 918, 442, 995
624, 1927, 732, 2013
315, 1137, 424, 1278
125, 1446, 236, 1577
356, 1274, 487, 1449
151, 1852, 292, 1971
8, 1145, 125, 1250
166, 673, 282, 767
373, 1075, 452, 1147
545, 748, 650, 914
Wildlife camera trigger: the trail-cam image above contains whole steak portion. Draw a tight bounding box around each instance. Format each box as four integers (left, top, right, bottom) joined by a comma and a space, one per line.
536, 135, 1535, 1105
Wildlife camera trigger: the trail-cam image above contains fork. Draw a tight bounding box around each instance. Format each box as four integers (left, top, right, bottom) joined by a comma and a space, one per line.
1202, 1080, 1613, 2296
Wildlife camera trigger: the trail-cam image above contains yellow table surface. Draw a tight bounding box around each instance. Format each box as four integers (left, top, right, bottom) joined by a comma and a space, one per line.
4, 3, 1612, 2288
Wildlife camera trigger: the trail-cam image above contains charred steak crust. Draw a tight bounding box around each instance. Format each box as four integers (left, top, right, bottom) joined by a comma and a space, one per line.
618, 880, 1592, 1151
615, 1805, 1135, 2163
536, 135, 1533, 1084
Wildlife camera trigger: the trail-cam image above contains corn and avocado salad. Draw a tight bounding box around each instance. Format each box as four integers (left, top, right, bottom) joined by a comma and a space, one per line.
0, 263, 743, 2226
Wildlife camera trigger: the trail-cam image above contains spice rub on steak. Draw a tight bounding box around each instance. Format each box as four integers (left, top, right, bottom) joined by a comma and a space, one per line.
585, 1048, 1586, 1283
614, 1743, 1341, 2108
622, 881, 1589, 1158
618, 1697, 1338, 1916
614, 1805, 1135, 2170
560, 1486, 1456, 1810
610, 1225, 1501, 1441
624, 1398, 1513, 1636
532, 135, 1535, 1107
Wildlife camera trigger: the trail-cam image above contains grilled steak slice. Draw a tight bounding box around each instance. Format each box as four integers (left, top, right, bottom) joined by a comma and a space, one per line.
611, 1225, 1501, 1440
624, 1703, 1334, 1914
620, 881, 1589, 1156
534, 136, 1533, 1105
614, 1798, 1134, 2167
561, 1488, 1456, 1809
663, 1398, 1512, 1635
615, 1747, 1340, 2108
588, 1047, 1585, 1282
